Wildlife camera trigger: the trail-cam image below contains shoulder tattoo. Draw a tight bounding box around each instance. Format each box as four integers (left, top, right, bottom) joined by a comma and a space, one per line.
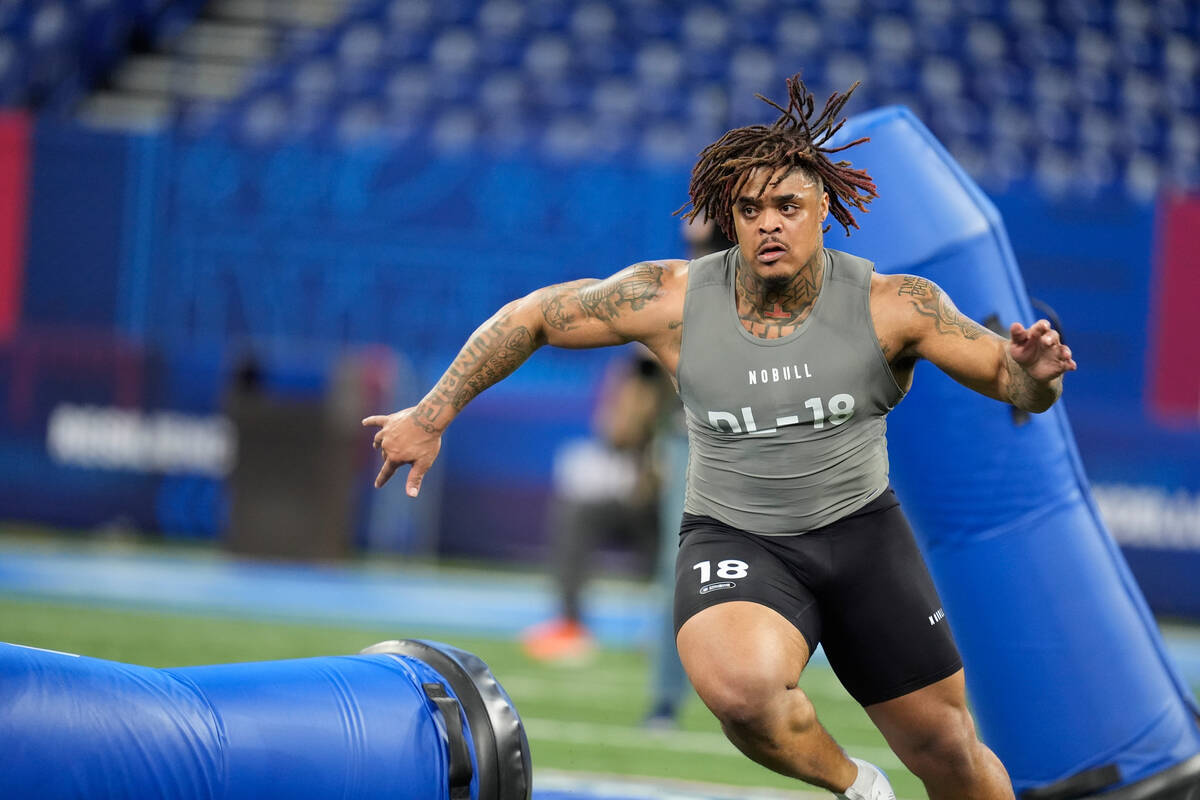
540, 263, 666, 331
897, 276, 932, 296
901, 277, 987, 340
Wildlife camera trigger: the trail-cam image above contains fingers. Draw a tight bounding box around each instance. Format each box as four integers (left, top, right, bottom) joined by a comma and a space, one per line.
1011, 318, 1051, 336
1033, 319, 1076, 371
406, 462, 427, 498
1009, 318, 1077, 376
374, 457, 400, 489
1042, 339, 1077, 373
1059, 344, 1078, 371
363, 407, 437, 494
1011, 319, 1060, 349
373, 456, 427, 497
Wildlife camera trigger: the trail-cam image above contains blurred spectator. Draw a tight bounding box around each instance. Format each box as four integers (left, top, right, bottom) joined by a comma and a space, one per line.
643, 217, 733, 728
520, 349, 670, 663
520, 217, 734, 734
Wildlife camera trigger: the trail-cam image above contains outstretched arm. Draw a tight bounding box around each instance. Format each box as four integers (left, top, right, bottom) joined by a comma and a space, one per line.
878, 275, 1076, 413
362, 260, 684, 494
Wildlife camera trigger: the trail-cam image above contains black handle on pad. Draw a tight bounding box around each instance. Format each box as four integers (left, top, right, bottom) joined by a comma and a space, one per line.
424, 682, 474, 800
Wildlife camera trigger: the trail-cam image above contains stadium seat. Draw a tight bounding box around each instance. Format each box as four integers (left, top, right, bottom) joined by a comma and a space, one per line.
0, 0, 1190, 195
542, 114, 596, 160
634, 41, 684, 88
590, 77, 639, 124
869, 16, 916, 61
430, 106, 480, 152
480, 70, 526, 116
680, 5, 730, 54
482, 111, 533, 153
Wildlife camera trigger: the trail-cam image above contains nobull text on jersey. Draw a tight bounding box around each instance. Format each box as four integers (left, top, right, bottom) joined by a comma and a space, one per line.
748, 363, 813, 385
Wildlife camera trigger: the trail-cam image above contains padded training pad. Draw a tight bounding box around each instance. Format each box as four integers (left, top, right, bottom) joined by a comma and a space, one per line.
833, 106, 1200, 793
0, 640, 501, 798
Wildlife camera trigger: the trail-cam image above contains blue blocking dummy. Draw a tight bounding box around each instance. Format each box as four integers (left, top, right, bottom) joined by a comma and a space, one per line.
835, 106, 1200, 796
0, 638, 530, 799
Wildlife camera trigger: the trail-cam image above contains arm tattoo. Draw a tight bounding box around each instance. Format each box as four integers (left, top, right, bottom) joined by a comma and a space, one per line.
538, 279, 599, 332
1004, 350, 1062, 411
414, 314, 536, 433
904, 279, 987, 340
897, 276, 932, 296
578, 262, 665, 320
539, 263, 666, 332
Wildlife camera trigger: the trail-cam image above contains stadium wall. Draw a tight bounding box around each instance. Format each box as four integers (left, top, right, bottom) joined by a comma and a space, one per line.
2, 120, 1198, 615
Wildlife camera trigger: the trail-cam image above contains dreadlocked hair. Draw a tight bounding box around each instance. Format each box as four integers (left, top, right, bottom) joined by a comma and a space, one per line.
678, 74, 879, 239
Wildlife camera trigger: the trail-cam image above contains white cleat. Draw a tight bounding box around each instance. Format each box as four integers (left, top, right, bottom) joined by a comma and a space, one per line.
836, 757, 897, 800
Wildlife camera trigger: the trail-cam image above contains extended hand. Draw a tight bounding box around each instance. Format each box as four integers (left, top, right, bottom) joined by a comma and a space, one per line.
1008, 319, 1077, 382
361, 408, 442, 496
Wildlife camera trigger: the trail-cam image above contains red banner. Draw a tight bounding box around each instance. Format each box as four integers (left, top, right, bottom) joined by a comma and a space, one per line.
1149, 192, 1200, 423
0, 111, 30, 343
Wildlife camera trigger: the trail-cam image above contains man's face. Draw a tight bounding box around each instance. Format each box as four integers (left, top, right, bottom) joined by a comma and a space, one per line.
731, 167, 830, 283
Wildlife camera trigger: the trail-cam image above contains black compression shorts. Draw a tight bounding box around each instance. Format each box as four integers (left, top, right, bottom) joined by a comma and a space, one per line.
673, 487, 962, 707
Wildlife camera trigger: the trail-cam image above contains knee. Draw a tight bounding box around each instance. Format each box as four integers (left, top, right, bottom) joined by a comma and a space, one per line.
676, 603, 813, 739
692, 669, 814, 735
901, 706, 982, 777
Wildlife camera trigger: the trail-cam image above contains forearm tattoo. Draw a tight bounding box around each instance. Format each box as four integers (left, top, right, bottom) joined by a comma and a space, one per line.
414, 313, 536, 433
902, 278, 988, 340
415, 263, 666, 434
1004, 349, 1062, 410
540, 263, 665, 332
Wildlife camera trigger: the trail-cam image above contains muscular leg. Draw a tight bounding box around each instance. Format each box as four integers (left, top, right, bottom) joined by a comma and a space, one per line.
676, 601, 857, 792
865, 670, 1013, 800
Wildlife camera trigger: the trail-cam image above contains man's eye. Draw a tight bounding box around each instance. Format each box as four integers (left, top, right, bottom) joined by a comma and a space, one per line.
781, 204, 797, 212
740, 206, 757, 216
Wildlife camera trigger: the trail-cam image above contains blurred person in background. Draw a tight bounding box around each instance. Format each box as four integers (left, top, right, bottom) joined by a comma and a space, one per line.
523, 216, 732, 725
364, 75, 1075, 800
643, 217, 733, 728
519, 350, 666, 663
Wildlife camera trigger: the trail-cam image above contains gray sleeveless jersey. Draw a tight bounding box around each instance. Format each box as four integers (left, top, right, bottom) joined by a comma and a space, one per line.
677, 246, 905, 534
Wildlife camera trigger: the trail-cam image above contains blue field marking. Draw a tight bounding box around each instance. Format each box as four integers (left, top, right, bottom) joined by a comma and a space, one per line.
531, 770, 826, 800
1, 536, 1197, 689
0, 538, 655, 644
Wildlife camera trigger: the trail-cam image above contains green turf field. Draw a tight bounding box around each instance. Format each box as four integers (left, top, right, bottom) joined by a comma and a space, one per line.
0, 593, 923, 799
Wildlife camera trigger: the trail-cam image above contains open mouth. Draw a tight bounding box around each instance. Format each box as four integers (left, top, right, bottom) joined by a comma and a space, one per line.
757, 242, 787, 263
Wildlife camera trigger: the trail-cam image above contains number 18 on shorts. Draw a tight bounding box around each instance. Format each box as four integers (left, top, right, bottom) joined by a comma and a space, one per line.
693, 559, 749, 594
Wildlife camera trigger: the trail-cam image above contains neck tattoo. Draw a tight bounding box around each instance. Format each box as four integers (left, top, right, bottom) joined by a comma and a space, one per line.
734, 253, 824, 338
